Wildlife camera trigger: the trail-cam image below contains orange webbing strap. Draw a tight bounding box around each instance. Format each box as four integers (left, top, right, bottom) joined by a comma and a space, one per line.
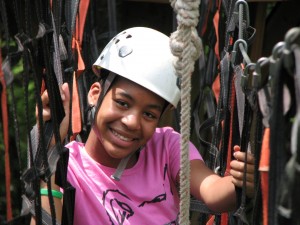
259, 127, 270, 225
70, 39, 85, 137
71, 71, 82, 139
75, 0, 90, 46
70, 0, 90, 138
211, 0, 222, 104
0, 51, 12, 221
72, 38, 85, 73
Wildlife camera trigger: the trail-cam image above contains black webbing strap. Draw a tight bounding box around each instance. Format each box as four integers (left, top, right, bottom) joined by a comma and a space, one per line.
222, 0, 238, 53
268, 52, 293, 225
34, 2, 63, 223
290, 43, 300, 225
50, 6, 76, 225
107, 0, 117, 39
64, 0, 79, 64
10, 0, 68, 224
21, 194, 61, 225
7, 1, 46, 223
233, 91, 252, 225
276, 29, 300, 225
192, 48, 218, 160
190, 199, 221, 215
212, 52, 231, 173
198, 111, 224, 166
54, 2, 82, 225
250, 107, 263, 225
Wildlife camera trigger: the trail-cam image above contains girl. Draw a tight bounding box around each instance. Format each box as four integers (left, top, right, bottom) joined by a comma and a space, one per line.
35, 27, 254, 225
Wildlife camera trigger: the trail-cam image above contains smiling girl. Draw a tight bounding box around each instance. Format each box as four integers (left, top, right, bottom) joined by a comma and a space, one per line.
32, 27, 254, 225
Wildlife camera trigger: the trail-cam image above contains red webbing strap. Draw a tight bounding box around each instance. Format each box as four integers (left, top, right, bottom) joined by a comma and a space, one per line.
225, 75, 236, 176
212, 74, 221, 103
213, 0, 222, 63
259, 127, 270, 225
206, 215, 215, 225
200, 0, 213, 37
0, 50, 12, 221
220, 75, 236, 225
207, 30, 222, 225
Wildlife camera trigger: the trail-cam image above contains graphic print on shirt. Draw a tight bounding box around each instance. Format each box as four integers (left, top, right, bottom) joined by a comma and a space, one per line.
102, 164, 176, 224
103, 189, 134, 224
138, 193, 166, 207
138, 163, 169, 207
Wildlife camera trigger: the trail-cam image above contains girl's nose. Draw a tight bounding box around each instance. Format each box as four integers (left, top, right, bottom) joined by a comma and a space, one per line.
121, 113, 141, 130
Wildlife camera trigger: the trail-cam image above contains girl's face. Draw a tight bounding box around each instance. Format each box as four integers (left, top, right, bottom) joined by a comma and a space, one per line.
87, 77, 165, 167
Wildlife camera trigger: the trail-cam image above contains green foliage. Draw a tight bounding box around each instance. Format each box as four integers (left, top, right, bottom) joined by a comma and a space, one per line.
0, 49, 36, 221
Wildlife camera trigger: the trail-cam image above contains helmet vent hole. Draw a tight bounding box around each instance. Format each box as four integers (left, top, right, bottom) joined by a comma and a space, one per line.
100, 55, 104, 60
115, 39, 120, 44
126, 34, 132, 39
119, 45, 133, 57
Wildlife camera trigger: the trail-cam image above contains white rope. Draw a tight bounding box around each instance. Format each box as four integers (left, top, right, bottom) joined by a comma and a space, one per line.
169, 0, 202, 224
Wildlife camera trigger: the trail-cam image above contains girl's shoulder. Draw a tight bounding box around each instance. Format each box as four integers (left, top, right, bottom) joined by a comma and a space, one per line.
153, 126, 180, 139
65, 141, 84, 156
147, 126, 181, 152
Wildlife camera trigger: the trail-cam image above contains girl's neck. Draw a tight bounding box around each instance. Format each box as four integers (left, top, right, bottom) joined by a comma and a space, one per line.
85, 130, 138, 169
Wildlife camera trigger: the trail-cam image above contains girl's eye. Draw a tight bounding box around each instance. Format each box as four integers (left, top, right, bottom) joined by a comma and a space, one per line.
115, 100, 129, 108
144, 112, 157, 120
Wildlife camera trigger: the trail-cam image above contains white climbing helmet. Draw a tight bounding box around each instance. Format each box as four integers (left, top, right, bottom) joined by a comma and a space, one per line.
92, 27, 180, 108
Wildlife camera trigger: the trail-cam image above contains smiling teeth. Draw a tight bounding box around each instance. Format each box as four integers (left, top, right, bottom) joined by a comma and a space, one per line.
112, 130, 132, 142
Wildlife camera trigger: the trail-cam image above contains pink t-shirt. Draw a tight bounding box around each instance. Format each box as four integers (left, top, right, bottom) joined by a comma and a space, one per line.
66, 127, 202, 225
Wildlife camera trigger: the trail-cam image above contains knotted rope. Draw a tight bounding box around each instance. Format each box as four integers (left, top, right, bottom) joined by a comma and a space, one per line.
169, 0, 202, 224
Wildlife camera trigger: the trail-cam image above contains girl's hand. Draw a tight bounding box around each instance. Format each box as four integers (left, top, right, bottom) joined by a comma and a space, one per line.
229, 145, 255, 198
36, 83, 70, 144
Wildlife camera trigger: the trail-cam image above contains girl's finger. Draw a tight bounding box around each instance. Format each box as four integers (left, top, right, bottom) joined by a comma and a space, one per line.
230, 169, 254, 182
234, 151, 255, 164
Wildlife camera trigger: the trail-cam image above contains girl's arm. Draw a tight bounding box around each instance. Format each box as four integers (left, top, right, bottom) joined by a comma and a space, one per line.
30, 83, 70, 224
177, 146, 255, 212
30, 177, 63, 225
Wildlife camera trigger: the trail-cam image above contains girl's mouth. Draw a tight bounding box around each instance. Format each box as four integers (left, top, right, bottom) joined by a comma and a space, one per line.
111, 129, 135, 142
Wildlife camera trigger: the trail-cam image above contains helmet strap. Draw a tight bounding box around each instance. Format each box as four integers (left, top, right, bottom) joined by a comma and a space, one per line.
111, 146, 144, 181
93, 72, 117, 123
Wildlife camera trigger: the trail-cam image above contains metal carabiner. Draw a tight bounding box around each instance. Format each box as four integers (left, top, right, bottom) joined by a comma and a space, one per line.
284, 27, 300, 50
269, 42, 285, 87
235, 0, 250, 26
283, 27, 300, 75
253, 57, 270, 90
241, 62, 256, 92
231, 39, 248, 65
235, 0, 250, 37
272, 41, 285, 60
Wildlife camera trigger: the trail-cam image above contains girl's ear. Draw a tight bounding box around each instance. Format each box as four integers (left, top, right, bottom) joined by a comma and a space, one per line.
88, 82, 102, 106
